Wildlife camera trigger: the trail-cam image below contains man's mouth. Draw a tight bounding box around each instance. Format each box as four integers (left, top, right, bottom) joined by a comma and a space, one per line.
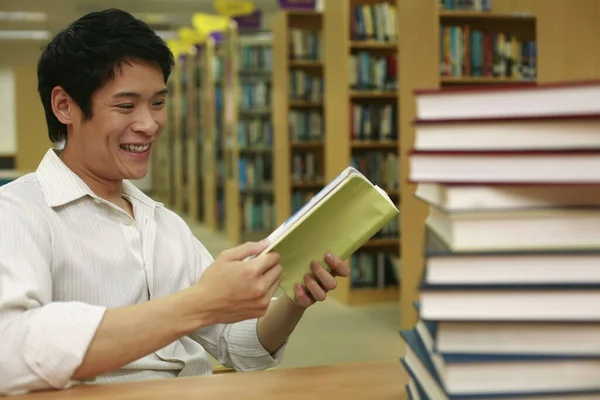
120, 144, 150, 154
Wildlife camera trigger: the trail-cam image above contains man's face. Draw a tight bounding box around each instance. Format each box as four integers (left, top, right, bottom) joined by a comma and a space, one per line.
68, 59, 168, 181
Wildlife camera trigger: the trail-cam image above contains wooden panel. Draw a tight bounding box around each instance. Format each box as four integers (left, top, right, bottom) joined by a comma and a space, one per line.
186, 51, 199, 223
324, 0, 352, 305
202, 39, 218, 231
13, 60, 51, 172
172, 62, 184, 213
397, 0, 439, 330
491, 0, 537, 14
536, 0, 600, 83
223, 22, 242, 245
273, 12, 292, 226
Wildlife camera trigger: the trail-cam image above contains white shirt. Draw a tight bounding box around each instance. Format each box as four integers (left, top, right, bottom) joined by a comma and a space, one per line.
0, 149, 285, 396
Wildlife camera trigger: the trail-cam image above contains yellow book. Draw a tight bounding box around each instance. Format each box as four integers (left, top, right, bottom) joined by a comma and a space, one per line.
257, 166, 399, 298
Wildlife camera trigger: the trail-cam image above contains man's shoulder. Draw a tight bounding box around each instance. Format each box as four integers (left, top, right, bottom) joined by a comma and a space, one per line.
0, 173, 46, 207
154, 202, 193, 231
0, 173, 51, 231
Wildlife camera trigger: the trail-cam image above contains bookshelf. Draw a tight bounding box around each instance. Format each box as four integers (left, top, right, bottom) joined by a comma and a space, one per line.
273, 10, 326, 237
438, 1, 537, 86
200, 37, 219, 231
171, 58, 185, 213
214, 38, 226, 232
185, 47, 200, 223
221, 22, 243, 244
225, 30, 275, 244
324, 0, 400, 306
153, 72, 174, 206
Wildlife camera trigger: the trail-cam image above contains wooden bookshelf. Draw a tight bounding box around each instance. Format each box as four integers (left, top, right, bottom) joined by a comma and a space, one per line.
153, 74, 174, 206
185, 47, 200, 223
324, 0, 400, 306
438, 4, 537, 86
273, 10, 325, 227
172, 58, 185, 214
214, 39, 226, 232
224, 30, 275, 244
222, 22, 242, 244
200, 37, 219, 231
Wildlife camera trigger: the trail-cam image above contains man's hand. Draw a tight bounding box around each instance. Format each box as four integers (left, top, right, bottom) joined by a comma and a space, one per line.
293, 253, 351, 309
191, 241, 283, 326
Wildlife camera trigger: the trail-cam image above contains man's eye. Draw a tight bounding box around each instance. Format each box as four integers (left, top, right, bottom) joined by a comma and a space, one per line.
117, 104, 134, 110
153, 100, 165, 107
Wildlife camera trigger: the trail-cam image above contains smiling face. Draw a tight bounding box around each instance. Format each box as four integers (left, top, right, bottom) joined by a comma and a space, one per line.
54, 58, 168, 182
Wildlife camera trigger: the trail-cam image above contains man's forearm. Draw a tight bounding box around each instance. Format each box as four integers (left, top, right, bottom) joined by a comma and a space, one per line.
256, 294, 305, 354
73, 288, 209, 381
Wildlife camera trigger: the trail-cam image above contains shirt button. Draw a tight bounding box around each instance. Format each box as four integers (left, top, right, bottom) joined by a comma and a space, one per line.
124, 219, 134, 226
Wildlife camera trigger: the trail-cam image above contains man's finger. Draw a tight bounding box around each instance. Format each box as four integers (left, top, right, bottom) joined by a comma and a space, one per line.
251, 252, 281, 275
304, 273, 327, 302
262, 262, 283, 290
310, 260, 337, 291
325, 253, 351, 277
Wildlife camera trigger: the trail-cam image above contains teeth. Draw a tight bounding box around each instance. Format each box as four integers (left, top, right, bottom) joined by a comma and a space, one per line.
121, 144, 150, 153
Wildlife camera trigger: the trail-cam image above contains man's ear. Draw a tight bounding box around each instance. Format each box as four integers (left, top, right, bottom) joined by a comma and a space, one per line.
51, 86, 74, 125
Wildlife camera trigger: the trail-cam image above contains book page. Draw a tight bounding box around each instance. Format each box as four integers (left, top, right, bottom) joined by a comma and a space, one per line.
265, 166, 366, 244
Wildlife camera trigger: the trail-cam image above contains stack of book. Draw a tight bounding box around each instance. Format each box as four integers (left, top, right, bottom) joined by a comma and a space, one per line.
401, 80, 600, 399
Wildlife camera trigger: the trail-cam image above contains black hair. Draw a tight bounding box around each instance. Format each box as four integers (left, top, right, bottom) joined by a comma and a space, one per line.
37, 8, 175, 143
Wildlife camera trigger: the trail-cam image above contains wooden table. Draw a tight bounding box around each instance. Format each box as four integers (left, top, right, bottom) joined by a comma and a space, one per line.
14, 360, 408, 400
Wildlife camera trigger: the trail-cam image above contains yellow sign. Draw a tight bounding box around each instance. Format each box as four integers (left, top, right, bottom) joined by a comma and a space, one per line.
178, 26, 207, 45
166, 39, 191, 57
213, 0, 256, 17
192, 12, 231, 35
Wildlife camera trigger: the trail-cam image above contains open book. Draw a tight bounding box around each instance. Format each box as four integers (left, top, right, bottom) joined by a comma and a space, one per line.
256, 166, 399, 298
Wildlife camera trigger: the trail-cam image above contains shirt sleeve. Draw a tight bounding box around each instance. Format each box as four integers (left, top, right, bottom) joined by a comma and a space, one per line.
0, 191, 107, 396
186, 239, 287, 371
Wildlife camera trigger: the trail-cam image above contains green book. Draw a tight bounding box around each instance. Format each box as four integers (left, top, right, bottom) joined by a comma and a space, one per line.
258, 166, 399, 298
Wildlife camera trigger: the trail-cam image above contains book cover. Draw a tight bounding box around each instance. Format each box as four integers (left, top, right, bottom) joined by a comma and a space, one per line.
258, 167, 398, 297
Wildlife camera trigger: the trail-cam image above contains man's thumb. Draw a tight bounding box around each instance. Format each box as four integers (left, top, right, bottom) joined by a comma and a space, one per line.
224, 239, 270, 261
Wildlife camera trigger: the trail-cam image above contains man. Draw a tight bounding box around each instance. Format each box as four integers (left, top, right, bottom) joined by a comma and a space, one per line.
0, 9, 349, 396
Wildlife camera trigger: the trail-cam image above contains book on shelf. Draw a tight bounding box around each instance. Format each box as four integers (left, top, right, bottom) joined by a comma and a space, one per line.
238, 118, 273, 149
440, 0, 492, 11
351, 102, 397, 141
350, 251, 399, 289
288, 28, 322, 61
290, 110, 323, 142
350, 151, 399, 192
250, 166, 398, 298
240, 80, 271, 110
350, 52, 397, 92
401, 79, 600, 398
240, 43, 272, 71
439, 25, 536, 80
349, 2, 397, 43
289, 70, 324, 101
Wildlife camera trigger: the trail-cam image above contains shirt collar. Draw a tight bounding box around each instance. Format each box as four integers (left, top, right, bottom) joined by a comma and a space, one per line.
36, 148, 160, 209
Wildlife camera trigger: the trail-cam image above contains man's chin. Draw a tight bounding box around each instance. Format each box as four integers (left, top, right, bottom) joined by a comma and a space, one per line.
122, 168, 149, 182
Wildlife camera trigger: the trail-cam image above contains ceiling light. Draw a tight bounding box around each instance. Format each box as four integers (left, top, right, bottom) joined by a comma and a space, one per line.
0, 30, 50, 40
0, 12, 47, 22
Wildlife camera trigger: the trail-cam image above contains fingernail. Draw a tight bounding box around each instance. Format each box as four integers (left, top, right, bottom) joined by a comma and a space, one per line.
325, 253, 335, 261
260, 239, 269, 246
